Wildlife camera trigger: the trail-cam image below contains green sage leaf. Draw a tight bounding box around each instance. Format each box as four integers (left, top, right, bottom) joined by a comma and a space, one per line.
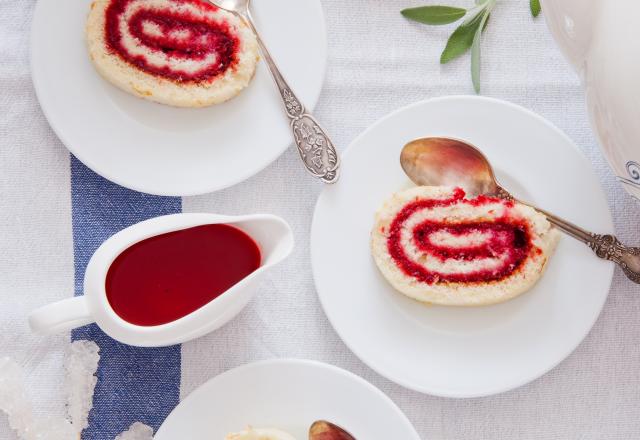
483, 12, 490, 30
440, 12, 484, 64
401, 6, 467, 25
530, 0, 541, 17
471, 11, 490, 93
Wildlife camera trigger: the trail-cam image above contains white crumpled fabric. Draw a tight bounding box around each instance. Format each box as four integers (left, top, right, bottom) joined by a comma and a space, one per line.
0, 341, 99, 440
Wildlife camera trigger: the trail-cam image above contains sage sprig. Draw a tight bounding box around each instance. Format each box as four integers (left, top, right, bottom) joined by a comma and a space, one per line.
401, 5, 467, 24
530, 0, 541, 17
401, 1, 541, 93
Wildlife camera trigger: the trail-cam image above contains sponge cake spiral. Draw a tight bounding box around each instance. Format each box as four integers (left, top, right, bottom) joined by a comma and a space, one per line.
86, 0, 259, 107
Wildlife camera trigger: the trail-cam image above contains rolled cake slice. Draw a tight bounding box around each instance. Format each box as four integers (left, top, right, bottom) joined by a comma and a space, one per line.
371, 186, 560, 306
226, 427, 297, 440
86, 0, 259, 107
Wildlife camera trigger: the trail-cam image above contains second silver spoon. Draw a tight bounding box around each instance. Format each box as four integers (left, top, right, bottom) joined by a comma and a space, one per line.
400, 137, 640, 284
208, 0, 340, 183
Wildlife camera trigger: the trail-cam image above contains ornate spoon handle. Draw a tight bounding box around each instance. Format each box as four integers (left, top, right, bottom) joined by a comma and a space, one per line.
242, 12, 340, 183
497, 186, 640, 283
532, 205, 640, 284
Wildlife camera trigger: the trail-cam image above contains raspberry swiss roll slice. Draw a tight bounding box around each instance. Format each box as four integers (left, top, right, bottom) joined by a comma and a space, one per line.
86, 0, 259, 107
371, 186, 560, 306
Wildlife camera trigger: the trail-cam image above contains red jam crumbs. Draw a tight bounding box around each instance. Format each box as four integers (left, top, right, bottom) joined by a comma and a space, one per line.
386, 188, 533, 284
104, 0, 239, 82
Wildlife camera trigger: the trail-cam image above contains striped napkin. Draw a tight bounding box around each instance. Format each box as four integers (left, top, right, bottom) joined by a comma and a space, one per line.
70, 157, 181, 438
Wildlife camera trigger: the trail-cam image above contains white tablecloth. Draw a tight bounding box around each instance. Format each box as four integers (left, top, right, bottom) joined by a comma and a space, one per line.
2, 0, 640, 438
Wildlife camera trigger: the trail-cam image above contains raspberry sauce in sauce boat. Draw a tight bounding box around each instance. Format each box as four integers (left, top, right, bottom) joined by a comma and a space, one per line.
29, 213, 294, 346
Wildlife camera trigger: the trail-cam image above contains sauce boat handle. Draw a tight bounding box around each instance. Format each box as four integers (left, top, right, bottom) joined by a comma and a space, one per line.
28, 296, 94, 334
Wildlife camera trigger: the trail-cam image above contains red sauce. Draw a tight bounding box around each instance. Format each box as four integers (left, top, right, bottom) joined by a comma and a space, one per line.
387, 189, 533, 284
104, 0, 239, 82
106, 224, 261, 326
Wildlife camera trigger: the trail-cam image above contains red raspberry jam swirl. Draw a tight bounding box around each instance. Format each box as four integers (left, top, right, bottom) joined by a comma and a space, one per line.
386, 188, 534, 284
105, 0, 239, 82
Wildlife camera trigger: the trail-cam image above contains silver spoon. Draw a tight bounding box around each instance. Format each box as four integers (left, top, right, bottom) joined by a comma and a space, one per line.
400, 137, 640, 284
207, 0, 340, 183
309, 420, 355, 440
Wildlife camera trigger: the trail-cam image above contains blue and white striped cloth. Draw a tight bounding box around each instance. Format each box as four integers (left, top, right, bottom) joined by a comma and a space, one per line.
71, 157, 181, 437
3, 0, 640, 439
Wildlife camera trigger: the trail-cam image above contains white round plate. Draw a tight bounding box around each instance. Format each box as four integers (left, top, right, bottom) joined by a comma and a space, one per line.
154, 359, 420, 439
311, 96, 615, 398
31, 0, 326, 196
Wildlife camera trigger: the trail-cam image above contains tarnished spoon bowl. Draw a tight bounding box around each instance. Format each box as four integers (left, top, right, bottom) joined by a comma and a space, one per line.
401, 137, 502, 198
400, 137, 640, 284
309, 420, 355, 440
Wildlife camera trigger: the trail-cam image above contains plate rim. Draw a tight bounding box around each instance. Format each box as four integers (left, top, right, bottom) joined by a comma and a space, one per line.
154, 358, 421, 439
30, 0, 328, 197
310, 95, 615, 398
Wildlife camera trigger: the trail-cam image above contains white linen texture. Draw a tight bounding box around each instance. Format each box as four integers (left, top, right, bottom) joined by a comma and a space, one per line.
1, 0, 640, 439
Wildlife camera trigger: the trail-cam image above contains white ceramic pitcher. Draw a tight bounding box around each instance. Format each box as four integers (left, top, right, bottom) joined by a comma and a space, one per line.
29, 213, 294, 347
541, 0, 640, 200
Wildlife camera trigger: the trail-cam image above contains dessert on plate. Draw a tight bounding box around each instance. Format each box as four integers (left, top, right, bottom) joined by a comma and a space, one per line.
225, 427, 296, 440
86, 0, 259, 107
226, 421, 354, 440
371, 186, 560, 306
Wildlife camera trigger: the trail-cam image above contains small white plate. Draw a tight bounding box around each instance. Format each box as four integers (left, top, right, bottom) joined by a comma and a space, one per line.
311, 96, 615, 398
31, 0, 327, 196
154, 359, 420, 439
